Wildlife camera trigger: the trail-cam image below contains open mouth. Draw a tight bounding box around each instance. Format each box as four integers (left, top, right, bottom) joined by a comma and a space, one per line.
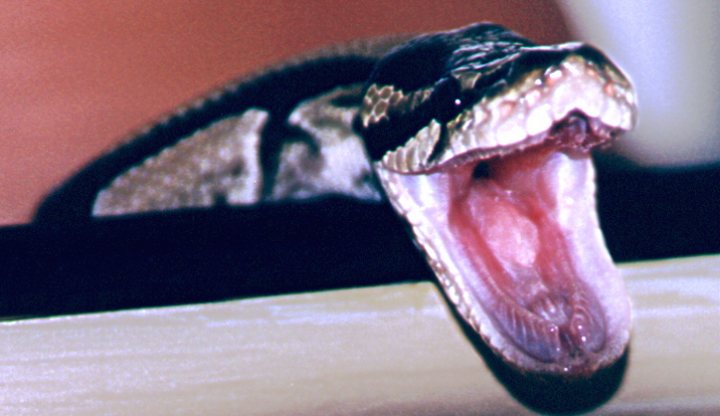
376, 113, 633, 376
360, 30, 637, 376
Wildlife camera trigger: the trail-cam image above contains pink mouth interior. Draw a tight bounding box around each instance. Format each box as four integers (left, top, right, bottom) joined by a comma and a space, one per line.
445, 117, 610, 365
378, 113, 630, 373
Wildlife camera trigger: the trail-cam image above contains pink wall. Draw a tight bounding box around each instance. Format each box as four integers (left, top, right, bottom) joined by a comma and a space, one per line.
0, 1, 568, 224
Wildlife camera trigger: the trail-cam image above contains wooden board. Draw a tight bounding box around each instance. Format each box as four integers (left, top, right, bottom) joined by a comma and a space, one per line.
1, 255, 719, 415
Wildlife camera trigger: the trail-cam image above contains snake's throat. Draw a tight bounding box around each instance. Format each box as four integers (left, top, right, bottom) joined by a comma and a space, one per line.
375, 116, 631, 376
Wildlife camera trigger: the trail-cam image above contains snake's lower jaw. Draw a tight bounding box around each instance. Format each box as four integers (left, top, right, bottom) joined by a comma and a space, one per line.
376, 117, 632, 377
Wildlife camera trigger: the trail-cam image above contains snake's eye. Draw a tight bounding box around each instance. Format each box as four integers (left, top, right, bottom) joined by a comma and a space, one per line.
431, 78, 462, 121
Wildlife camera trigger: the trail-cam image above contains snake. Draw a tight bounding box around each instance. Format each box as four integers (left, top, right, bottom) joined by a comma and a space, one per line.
36, 23, 636, 377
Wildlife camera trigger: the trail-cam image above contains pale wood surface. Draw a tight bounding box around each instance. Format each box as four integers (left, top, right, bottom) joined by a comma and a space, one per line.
2, 255, 719, 415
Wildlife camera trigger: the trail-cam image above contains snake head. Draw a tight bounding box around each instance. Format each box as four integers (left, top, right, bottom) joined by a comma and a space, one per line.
359, 23, 636, 377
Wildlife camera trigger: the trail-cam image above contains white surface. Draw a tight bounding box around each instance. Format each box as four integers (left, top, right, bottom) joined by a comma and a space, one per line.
1, 255, 719, 415
559, 0, 720, 166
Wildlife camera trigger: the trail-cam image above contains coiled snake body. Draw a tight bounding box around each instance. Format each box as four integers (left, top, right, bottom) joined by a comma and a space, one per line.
38, 23, 636, 376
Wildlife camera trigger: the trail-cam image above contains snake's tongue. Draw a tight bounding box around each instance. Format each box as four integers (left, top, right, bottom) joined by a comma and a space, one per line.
376, 118, 631, 376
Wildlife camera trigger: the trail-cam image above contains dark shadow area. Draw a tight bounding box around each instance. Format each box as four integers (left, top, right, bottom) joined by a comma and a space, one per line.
0, 157, 717, 318
595, 154, 720, 261
0, 198, 432, 317
495, 349, 629, 415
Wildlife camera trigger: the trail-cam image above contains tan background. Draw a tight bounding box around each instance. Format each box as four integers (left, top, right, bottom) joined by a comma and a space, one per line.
0, 0, 568, 225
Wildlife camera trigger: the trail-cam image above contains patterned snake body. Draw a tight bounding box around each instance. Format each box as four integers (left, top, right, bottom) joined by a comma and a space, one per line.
38, 23, 636, 376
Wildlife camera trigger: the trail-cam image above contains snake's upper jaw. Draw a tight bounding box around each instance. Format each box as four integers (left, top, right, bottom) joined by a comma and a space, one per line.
376, 114, 632, 376
373, 46, 636, 175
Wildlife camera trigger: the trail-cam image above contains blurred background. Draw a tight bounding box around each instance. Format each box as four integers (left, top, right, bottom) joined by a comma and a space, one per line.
1, 0, 718, 225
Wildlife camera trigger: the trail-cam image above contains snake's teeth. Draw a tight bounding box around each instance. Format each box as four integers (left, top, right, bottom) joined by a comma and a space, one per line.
525, 103, 554, 136
402, 139, 419, 171
600, 97, 623, 129
495, 101, 529, 146
419, 120, 442, 167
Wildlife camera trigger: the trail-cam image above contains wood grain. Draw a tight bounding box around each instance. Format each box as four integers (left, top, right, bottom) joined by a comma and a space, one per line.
2, 255, 718, 415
